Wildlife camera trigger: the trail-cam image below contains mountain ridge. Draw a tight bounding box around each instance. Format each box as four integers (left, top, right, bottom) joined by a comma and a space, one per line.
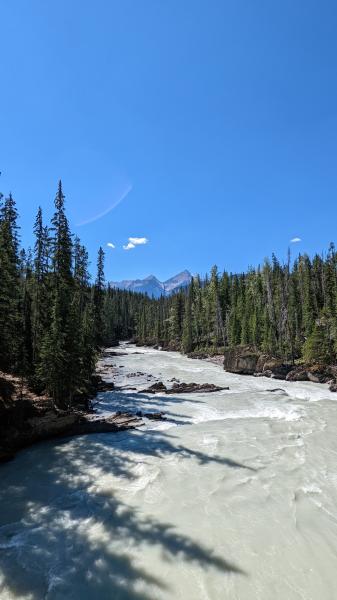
110, 270, 192, 298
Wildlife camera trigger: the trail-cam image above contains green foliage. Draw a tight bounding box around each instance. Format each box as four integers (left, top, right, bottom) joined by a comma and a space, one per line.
93, 246, 105, 347
303, 319, 333, 365
105, 249, 337, 366
0, 193, 21, 370
182, 281, 193, 353
0, 182, 98, 409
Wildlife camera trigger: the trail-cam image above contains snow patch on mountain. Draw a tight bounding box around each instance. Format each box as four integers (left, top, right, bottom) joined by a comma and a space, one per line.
110, 270, 192, 298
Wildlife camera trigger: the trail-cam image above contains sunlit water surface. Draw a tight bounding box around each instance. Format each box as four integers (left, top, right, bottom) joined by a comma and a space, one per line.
1, 344, 337, 599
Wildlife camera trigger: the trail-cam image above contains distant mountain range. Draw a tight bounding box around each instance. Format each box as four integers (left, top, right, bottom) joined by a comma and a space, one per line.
110, 270, 192, 298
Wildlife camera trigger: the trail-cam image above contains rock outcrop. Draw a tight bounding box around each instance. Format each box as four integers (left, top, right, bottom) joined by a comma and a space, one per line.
223, 345, 262, 375
260, 360, 293, 380
305, 366, 332, 384
141, 382, 168, 393
285, 368, 309, 381
140, 381, 228, 394
0, 372, 142, 462
166, 382, 228, 394
223, 346, 337, 387
0, 399, 142, 462
135, 411, 166, 420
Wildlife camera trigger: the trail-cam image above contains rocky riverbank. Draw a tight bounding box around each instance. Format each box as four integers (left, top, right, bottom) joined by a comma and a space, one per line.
0, 370, 142, 463
6, 341, 334, 463
183, 344, 337, 391
222, 344, 337, 390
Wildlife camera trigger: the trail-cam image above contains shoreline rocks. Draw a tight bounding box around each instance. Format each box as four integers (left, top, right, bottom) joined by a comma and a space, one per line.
0, 403, 143, 463
134, 342, 337, 392
222, 344, 337, 390
0, 371, 143, 464
135, 410, 166, 420
223, 345, 262, 375
285, 368, 309, 382
141, 382, 168, 393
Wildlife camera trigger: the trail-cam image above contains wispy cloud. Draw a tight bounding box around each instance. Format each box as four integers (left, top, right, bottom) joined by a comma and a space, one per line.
122, 236, 149, 251
107, 242, 115, 249
290, 237, 302, 243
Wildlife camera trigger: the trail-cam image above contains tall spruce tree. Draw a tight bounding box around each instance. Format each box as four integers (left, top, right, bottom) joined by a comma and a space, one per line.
93, 247, 105, 347
39, 182, 75, 408
0, 193, 21, 371
182, 279, 193, 353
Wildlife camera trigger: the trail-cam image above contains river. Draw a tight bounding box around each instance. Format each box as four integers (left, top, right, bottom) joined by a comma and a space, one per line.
1, 344, 337, 599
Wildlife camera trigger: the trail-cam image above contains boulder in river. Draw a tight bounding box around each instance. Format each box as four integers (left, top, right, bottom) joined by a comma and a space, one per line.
306, 365, 332, 384
260, 360, 293, 380
254, 369, 273, 378
140, 381, 228, 394
136, 410, 166, 420
286, 368, 309, 382
224, 345, 261, 375
141, 382, 168, 393
166, 382, 228, 394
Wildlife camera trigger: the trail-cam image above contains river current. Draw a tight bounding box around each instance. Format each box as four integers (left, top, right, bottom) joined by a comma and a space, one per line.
1, 344, 337, 599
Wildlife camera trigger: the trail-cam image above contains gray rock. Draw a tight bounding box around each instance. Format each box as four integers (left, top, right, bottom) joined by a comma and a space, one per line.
286, 369, 309, 382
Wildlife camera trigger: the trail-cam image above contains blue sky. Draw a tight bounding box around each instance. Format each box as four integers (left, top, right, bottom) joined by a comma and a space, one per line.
1, 0, 337, 281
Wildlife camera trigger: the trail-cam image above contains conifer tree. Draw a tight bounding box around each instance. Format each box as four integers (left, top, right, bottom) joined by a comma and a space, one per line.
32, 207, 51, 371
39, 182, 75, 407
303, 318, 333, 365
182, 280, 193, 353
93, 247, 105, 347
0, 193, 21, 371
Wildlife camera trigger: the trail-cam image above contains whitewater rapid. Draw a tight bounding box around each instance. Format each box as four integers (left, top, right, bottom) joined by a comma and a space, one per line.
1, 345, 337, 599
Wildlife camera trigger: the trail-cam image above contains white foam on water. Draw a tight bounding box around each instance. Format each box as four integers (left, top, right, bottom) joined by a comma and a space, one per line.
301, 484, 322, 495
192, 402, 303, 424
2, 344, 337, 600
147, 420, 176, 431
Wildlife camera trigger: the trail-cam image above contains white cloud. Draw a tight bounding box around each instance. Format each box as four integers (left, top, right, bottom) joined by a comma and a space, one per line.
290, 237, 302, 243
107, 242, 115, 249
128, 237, 149, 246
122, 236, 149, 250
123, 242, 136, 250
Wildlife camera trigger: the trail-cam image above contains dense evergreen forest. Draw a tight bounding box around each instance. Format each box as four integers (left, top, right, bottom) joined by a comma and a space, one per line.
127, 251, 337, 367
0, 182, 111, 409
1, 182, 337, 413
